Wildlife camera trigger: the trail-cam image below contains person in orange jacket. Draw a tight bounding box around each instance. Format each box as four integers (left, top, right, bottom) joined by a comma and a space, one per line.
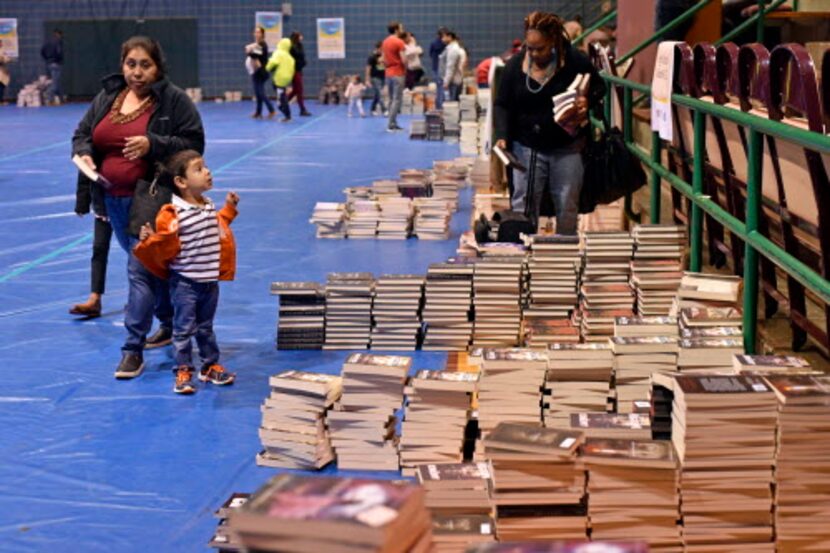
133, 150, 239, 394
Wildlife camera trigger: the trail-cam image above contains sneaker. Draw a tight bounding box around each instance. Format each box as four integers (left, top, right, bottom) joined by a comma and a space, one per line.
145, 327, 173, 349
174, 366, 196, 394
387, 125, 404, 132
115, 352, 144, 379
199, 363, 236, 386
300, 110, 312, 117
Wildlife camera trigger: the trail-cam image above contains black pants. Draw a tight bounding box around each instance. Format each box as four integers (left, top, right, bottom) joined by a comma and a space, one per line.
0, 83, 5, 102
252, 75, 275, 116
91, 216, 112, 295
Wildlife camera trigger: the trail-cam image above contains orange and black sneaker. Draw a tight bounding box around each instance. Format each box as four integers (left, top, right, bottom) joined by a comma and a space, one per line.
199, 363, 236, 386
174, 366, 196, 395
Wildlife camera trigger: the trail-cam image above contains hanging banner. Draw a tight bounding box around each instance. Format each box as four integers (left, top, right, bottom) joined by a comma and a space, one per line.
0, 18, 19, 60
651, 41, 680, 141
317, 18, 345, 60
255, 12, 283, 50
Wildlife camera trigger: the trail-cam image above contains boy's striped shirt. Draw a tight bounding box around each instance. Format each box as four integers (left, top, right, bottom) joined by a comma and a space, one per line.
169, 195, 221, 282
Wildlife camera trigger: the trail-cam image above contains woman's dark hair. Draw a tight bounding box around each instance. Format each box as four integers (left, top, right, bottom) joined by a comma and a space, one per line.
388, 21, 401, 35
121, 36, 167, 79
524, 11, 567, 70
255, 25, 266, 38
157, 149, 202, 195
290, 31, 302, 45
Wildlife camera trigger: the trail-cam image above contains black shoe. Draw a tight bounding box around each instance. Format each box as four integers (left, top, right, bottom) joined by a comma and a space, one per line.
115, 353, 145, 380
300, 110, 312, 117
145, 327, 173, 349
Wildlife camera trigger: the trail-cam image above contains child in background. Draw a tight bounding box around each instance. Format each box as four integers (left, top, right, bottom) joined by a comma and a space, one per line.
134, 150, 239, 395
345, 75, 367, 117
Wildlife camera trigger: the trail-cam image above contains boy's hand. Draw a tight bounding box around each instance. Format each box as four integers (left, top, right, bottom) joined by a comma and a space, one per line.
226, 191, 240, 206
139, 223, 155, 241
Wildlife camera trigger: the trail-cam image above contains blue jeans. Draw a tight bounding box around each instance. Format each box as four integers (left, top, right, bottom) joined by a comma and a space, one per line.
125, 237, 174, 353
104, 195, 132, 253
252, 75, 275, 116
370, 77, 386, 113
170, 272, 220, 368
435, 77, 444, 109
47, 63, 62, 102
386, 75, 405, 128
448, 82, 462, 102
511, 143, 584, 235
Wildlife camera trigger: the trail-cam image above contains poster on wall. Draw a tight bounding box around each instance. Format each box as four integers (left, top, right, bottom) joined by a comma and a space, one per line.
0, 18, 19, 60
255, 11, 283, 50
316, 18, 345, 60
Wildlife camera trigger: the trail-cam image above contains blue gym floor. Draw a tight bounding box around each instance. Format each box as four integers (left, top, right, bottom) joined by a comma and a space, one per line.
0, 101, 468, 552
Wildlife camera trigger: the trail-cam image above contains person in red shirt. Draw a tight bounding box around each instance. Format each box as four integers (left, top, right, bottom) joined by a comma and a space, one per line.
381, 21, 406, 132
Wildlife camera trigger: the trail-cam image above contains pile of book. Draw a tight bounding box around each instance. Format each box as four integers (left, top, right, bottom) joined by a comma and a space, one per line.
544, 343, 614, 428
410, 118, 427, 139
674, 272, 742, 312
677, 306, 743, 371
484, 423, 587, 541
413, 198, 451, 240
460, 121, 479, 155
345, 199, 380, 238
324, 273, 375, 350
672, 374, 778, 552
209, 493, 249, 552
271, 282, 326, 350
377, 197, 413, 240
422, 260, 475, 350
552, 73, 591, 136
417, 462, 495, 553
580, 231, 635, 341
524, 235, 582, 321
343, 185, 372, 202
400, 371, 478, 475
372, 179, 401, 197
426, 110, 444, 141
459, 94, 478, 120
257, 370, 342, 469
765, 373, 830, 552
442, 102, 460, 141
369, 274, 423, 351
309, 202, 347, 239
612, 316, 679, 412
732, 353, 813, 375
583, 438, 682, 551
631, 224, 686, 315
477, 349, 548, 436
523, 318, 580, 348
227, 474, 433, 553
328, 354, 411, 471
471, 257, 525, 347
432, 167, 466, 213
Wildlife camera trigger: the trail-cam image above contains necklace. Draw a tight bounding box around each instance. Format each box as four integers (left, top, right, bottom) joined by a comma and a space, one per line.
109, 89, 155, 124
524, 58, 556, 94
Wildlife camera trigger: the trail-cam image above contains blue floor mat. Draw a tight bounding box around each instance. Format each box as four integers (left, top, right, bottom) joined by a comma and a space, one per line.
0, 101, 469, 552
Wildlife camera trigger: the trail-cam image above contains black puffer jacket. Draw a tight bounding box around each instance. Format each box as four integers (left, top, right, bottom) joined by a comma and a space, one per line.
72, 74, 205, 216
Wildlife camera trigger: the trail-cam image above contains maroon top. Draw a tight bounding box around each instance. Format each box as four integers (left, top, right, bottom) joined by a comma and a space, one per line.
92, 108, 153, 197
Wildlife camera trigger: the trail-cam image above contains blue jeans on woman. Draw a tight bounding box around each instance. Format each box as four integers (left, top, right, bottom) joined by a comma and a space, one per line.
510, 143, 584, 235
252, 75, 275, 116
170, 272, 220, 368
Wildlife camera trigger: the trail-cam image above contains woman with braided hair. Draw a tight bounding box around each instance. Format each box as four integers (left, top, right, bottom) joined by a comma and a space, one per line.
494, 11, 605, 234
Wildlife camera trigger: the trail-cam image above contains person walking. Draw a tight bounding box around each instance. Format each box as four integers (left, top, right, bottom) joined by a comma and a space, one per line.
345, 76, 367, 117
365, 41, 387, 116
266, 38, 296, 122
245, 26, 276, 119
382, 21, 407, 132
286, 31, 311, 117
41, 29, 64, 105
429, 27, 447, 109
403, 32, 424, 90
442, 31, 464, 102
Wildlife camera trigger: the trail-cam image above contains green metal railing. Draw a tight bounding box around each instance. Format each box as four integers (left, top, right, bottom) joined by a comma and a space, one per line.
617, 0, 714, 64
715, 0, 788, 45
599, 73, 830, 353
573, 9, 618, 46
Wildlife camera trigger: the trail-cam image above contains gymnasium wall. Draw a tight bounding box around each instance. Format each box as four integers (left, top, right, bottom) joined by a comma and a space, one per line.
1, 0, 599, 100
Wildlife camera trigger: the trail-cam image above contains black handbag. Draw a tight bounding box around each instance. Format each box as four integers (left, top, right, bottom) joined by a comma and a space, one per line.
128, 176, 173, 236
579, 125, 647, 214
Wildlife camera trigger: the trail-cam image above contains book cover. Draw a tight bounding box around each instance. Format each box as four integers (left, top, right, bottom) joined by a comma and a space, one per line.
734, 355, 810, 369
417, 462, 491, 483
581, 437, 676, 465
413, 370, 479, 383
486, 423, 582, 454
674, 374, 771, 394
571, 413, 651, 431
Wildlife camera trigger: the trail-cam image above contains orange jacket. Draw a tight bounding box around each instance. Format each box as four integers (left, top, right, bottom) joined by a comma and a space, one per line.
133, 201, 238, 281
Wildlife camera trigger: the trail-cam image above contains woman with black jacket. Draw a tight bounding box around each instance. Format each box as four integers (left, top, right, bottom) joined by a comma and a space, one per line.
72, 35, 205, 379
286, 31, 311, 116
246, 26, 276, 118
494, 11, 605, 235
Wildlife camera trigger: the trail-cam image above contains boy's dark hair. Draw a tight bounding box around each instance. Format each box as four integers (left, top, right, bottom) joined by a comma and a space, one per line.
158, 150, 202, 196
387, 21, 401, 35
121, 35, 167, 79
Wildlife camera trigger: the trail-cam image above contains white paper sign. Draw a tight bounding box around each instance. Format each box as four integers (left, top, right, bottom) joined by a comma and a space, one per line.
0, 18, 19, 60
317, 18, 345, 60
651, 41, 680, 141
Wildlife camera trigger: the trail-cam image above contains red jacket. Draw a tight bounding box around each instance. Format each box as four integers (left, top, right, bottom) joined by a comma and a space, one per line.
133, 200, 238, 281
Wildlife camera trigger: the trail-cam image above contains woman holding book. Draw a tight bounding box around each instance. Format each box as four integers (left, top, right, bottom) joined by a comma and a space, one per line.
71, 35, 205, 378
493, 11, 604, 235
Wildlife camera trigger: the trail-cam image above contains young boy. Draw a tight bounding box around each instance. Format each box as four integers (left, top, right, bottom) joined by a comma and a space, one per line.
134, 150, 239, 394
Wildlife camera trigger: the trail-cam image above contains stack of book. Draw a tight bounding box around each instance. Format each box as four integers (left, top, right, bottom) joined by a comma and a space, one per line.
522, 318, 580, 348
413, 198, 451, 240
731, 354, 812, 375
328, 354, 411, 471
582, 438, 682, 551
430, 513, 496, 553
426, 110, 444, 141
630, 224, 686, 315
271, 281, 326, 350
369, 274, 423, 351
552, 73, 591, 136
416, 461, 493, 516
432, 175, 464, 213
422, 260, 475, 351
377, 197, 413, 240
484, 423, 587, 541
544, 343, 614, 428
477, 349, 548, 436
343, 185, 372, 203
580, 232, 635, 341
398, 175, 431, 199
228, 474, 433, 553
309, 202, 347, 239
345, 199, 380, 238
672, 374, 778, 552
324, 273, 375, 350
442, 102, 460, 140
612, 331, 679, 413
410, 118, 427, 139
257, 370, 342, 469
524, 235, 582, 321
460, 121, 479, 155
370, 178, 399, 197
209, 493, 249, 552
570, 413, 652, 440
765, 374, 830, 552
471, 257, 525, 347
400, 371, 479, 475
672, 272, 742, 314
459, 94, 477, 119
677, 307, 743, 371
